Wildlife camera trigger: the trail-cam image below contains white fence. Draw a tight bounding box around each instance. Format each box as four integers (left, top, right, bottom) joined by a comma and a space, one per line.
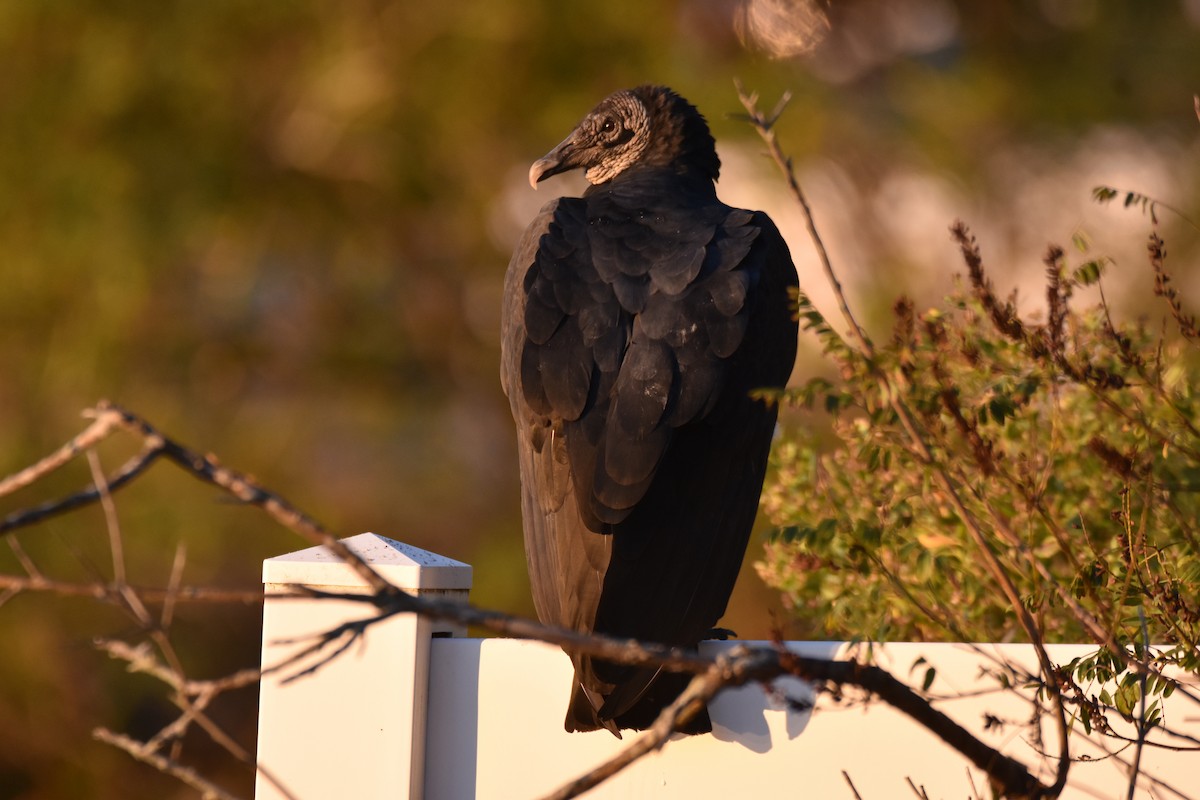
255, 534, 1199, 799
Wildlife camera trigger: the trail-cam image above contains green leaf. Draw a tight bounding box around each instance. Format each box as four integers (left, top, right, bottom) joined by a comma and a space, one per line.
1072, 259, 1106, 286
1114, 683, 1138, 719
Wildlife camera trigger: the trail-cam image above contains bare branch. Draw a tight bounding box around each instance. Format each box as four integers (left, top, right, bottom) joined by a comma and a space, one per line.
87, 448, 126, 585
906, 777, 932, 800
7, 535, 43, 579
96, 636, 269, 789
162, 542, 187, 629
0, 440, 163, 534
734, 79, 870, 353
94, 728, 243, 800
1126, 609, 1151, 800
542, 645, 1050, 800
96, 638, 260, 697
0, 399, 393, 598
0, 406, 126, 497
0, 573, 262, 604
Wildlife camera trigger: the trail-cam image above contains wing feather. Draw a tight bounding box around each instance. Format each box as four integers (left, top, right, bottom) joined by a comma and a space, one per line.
503, 184, 799, 733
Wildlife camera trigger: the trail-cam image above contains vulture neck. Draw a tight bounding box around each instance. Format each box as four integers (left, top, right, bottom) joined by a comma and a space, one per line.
585, 165, 718, 203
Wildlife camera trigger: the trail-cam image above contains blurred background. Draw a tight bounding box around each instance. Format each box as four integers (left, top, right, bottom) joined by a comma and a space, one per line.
1, 1, 1198, 796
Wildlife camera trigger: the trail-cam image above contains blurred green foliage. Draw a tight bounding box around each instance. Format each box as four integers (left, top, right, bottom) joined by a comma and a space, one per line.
1, 1, 1199, 797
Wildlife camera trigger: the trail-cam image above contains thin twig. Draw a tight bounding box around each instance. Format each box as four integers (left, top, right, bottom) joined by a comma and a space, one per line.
104, 401, 395, 596
734, 80, 872, 351
97, 638, 262, 697
966, 766, 983, 799
7, 536, 42, 579
1, 399, 393, 598
87, 449, 126, 585
0, 406, 126, 497
0, 573, 262, 603
96, 636, 290, 796
83, 451, 260, 788
1127, 608, 1150, 800
906, 776, 932, 799
93, 728, 243, 800
0, 440, 164, 533
162, 542, 187, 629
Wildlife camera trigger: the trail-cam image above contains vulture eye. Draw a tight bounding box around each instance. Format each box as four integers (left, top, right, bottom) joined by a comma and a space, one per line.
597, 115, 634, 149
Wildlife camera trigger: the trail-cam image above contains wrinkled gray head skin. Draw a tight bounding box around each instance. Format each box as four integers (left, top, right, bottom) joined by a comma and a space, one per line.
528, 85, 720, 188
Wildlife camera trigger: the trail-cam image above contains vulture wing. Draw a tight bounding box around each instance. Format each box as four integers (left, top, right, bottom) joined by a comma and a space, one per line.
502, 175, 797, 733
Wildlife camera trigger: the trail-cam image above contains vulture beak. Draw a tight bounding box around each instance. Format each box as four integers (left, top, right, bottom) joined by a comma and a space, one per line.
528, 132, 582, 189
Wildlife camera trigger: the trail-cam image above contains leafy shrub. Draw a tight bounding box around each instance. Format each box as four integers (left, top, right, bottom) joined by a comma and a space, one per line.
758, 211, 1200, 683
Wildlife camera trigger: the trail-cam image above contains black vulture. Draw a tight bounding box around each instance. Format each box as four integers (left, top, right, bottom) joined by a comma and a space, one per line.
501, 85, 798, 735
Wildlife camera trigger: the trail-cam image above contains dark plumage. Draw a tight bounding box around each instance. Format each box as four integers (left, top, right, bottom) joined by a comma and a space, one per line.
501, 85, 798, 735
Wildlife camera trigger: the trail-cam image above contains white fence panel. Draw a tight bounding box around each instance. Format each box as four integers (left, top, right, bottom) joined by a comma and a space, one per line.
256, 536, 1200, 800
424, 639, 1197, 799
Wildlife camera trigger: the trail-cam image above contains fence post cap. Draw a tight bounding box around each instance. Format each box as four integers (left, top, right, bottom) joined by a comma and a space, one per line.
262, 532, 473, 591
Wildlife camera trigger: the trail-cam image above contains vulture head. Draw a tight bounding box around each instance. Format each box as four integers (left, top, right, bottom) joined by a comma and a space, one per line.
528, 85, 721, 189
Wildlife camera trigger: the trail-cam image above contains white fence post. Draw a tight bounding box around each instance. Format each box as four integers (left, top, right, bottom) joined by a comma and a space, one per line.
254, 533, 471, 800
